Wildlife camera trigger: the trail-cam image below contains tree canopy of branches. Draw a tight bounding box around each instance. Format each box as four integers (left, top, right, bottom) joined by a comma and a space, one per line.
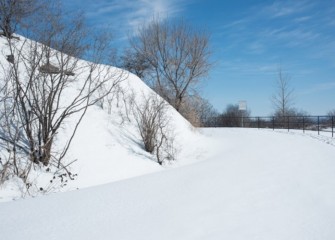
0, 1, 124, 187
129, 18, 212, 112
120, 48, 150, 79
328, 109, 335, 117
272, 68, 295, 117
178, 94, 218, 127
217, 104, 251, 127
0, 0, 40, 38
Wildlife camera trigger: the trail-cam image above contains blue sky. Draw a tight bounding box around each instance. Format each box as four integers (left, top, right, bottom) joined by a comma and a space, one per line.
61, 0, 335, 116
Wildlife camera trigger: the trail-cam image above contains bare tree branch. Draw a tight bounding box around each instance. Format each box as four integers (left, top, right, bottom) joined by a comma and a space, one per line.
0, 1, 125, 190
272, 67, 295, 117
132, 94, 175, 165
130, 18, 212, 113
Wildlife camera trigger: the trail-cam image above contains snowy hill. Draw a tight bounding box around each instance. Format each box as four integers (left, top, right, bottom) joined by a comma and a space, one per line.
60, 72, 214, 189
0, 35, 213, 201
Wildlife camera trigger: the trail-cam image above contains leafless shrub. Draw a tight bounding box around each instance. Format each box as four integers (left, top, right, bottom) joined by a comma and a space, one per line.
132, 94, 175, 165
179, 103, 202, 127
178, 94, 218, 127
117, 88, 136, 124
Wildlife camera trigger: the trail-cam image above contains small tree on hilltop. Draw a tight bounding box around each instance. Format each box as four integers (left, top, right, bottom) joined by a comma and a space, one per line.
130, 18, 212, 113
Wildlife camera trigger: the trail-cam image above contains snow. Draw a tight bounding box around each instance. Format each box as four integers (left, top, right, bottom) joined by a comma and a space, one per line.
1, 35, 335, 239
1, 128, 335, 240
0, 35, 210, 200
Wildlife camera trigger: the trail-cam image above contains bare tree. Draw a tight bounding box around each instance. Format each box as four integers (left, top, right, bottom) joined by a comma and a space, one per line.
217, 104, 251, 127
0, 3, 125, 188
132, 94, 175, 165
0, 0, 41, 38
327, 109, 335, 126
130, 18, 212, 112
120, 48, 150, 79
272, 68, 295, 117
328, 109, 335, 116
182, 94, 218, 127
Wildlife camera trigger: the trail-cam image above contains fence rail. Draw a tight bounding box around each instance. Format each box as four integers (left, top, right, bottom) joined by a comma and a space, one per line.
206, 115, 334, 137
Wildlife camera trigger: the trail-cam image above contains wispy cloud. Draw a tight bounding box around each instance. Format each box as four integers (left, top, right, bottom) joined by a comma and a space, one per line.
261, 0, 314, 18
247, 41, 265, 54
219, 0, 334, 57
294, 16, 312, 22
299, 82, 335, 95
124, 0, 183, 32
261, 28, 320, 47
258, 64, 278, 73
63, 0, 188, 41
221, 19, 248, 30
219, 60, 280, 77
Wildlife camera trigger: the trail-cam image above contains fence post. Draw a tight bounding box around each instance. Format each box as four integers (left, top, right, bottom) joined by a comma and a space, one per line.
317, 116, 320, 135
332, 116, 334, 138
272, 117, 274, 130
303, 116, 305, 133
287, 116, 290, 132
258, 117, 260, 129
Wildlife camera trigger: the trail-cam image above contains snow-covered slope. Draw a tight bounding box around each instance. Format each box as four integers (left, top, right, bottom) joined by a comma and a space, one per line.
0, 36, 213, 201
61, 72, 213, 189
1, 128, 335, 240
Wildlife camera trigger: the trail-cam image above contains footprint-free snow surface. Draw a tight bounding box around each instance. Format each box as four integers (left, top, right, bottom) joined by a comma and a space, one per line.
1, 128, 335, 240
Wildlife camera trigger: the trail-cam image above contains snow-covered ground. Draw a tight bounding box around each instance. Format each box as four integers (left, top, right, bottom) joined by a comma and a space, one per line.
1, 128, 335, 240
1, 35, 335, 239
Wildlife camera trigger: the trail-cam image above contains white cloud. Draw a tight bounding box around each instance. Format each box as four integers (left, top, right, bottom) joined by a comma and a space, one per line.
262, 0, 314, 18
76, 0, 187, 39
247, 41, 265, 54
278, 29, 319, 41
258, 64, 278, 72
299, 82, 335, 95
294, 16, 312, 22
221, 19, 248, 29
